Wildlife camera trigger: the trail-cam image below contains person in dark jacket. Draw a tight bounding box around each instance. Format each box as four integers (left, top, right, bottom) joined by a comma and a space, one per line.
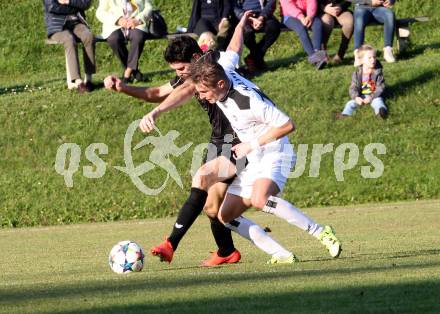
234, 0, 281, 75
336, 44, 388, 119
188, 0, 234, 51
43, 0, 96, 92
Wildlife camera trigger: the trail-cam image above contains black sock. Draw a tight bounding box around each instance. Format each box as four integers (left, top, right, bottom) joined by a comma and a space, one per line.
168, 188, 208, 251
209, 216, 235, 257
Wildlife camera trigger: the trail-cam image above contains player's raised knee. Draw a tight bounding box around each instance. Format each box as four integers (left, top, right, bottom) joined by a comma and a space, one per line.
217, 210, 233, 224
191, 172, 210, 190
203, 201, 219, 218
251, 195, 268, 210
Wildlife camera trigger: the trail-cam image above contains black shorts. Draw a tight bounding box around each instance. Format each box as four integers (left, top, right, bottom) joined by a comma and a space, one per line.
203, 139, 247, 185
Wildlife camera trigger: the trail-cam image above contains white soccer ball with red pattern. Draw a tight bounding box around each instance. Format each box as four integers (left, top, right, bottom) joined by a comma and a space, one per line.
109, 240, 144, 274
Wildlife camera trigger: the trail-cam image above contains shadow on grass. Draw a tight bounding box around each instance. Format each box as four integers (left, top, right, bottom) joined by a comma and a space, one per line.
387, 69, 437, 101
0, 79, 61, 96
266, 53, 305, 72
61, 280, 440, 313
1, 249, 439, 307
398, 42, 440, 60
5, 278, 440, 313
238, 53, 306, 78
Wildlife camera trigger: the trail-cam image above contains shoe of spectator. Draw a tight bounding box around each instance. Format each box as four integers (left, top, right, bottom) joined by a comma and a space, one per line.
308, 50, 327, 70
378, 107, 388, 119
77, 82, 91, 94
121, 71, 134, 84
332, 54, 342, 64
244, 55, 257, 76
334, 112, 349, 120
353, 49, 361, 67
85, 81, 94, 92
316, 51, 328, 70
132, 69, 145, 82
383, 46, 396, 63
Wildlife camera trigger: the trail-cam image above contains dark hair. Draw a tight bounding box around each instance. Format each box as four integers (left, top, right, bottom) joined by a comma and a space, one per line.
189, 51, 227, 87
164, 36, 203, 64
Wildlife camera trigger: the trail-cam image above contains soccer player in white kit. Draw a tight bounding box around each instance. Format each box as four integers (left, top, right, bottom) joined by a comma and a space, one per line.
188, 49, 342, 262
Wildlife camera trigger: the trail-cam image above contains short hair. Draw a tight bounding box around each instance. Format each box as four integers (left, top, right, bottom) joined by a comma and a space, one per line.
164, 36, 203, 64
188, 51, 227, 87
358, 44, 376, 59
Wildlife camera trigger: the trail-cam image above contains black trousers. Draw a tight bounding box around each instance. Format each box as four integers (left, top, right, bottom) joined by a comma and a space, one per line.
107, 28, 148, 70
243, 16, 281, 62
194, 17, 219, 35
193, 17, 233, 51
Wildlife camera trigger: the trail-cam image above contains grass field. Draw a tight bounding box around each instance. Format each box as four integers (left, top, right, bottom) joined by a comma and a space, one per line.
1, 200, 439, 313
1, 1, 439, 312
0, 0, 439, 226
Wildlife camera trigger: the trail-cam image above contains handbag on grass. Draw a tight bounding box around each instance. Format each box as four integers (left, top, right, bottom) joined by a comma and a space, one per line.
148, 10, 168, 38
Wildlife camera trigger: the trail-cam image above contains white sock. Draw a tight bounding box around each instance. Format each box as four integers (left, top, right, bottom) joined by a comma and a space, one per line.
263, 196, 323, 238
226, 216, 292, 259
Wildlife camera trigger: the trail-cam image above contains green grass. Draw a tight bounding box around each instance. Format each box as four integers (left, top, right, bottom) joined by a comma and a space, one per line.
0, 1, 439, 226
1, 200, 439, 313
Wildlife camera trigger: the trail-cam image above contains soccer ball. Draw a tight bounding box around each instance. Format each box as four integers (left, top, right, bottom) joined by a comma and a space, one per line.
108, 240, 144, 274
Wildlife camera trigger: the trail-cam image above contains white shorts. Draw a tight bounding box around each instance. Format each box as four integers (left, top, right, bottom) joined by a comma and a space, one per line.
227, 144, 296, 199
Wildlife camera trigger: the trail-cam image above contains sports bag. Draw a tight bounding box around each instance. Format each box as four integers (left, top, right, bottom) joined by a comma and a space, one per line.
148, 10, 168, 38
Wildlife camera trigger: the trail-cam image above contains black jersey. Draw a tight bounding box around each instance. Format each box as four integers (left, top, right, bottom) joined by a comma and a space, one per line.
170, 76, 239, 145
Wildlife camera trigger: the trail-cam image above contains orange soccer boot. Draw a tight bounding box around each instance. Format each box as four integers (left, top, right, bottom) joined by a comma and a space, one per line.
150, 238, 174, 263
201, 249, 241, 267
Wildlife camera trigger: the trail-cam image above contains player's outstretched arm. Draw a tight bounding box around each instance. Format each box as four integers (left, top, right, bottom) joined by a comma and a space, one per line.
226, 10, 253, 56
104, 75, 173, 103
139, 80, 196, 133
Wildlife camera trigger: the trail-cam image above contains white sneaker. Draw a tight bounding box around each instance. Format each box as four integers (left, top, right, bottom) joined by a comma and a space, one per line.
353, 49, 361, 67
318, 225, 342, 258
267, 253, 298, 265
383, 46, 396, 63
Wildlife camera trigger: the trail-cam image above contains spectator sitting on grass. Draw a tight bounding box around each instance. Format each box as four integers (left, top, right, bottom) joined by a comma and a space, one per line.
336, 44, 388, 120
43, 0, 96, 93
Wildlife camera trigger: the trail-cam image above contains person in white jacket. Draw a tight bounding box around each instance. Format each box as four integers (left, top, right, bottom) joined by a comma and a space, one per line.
96, 0, 153, 83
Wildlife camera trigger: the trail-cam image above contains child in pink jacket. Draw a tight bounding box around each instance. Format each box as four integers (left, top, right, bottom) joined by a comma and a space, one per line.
280, 0, 327, 69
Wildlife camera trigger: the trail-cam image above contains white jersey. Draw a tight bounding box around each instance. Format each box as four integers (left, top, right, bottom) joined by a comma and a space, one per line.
216, 51, 295, 198
216, 51, 291, 154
